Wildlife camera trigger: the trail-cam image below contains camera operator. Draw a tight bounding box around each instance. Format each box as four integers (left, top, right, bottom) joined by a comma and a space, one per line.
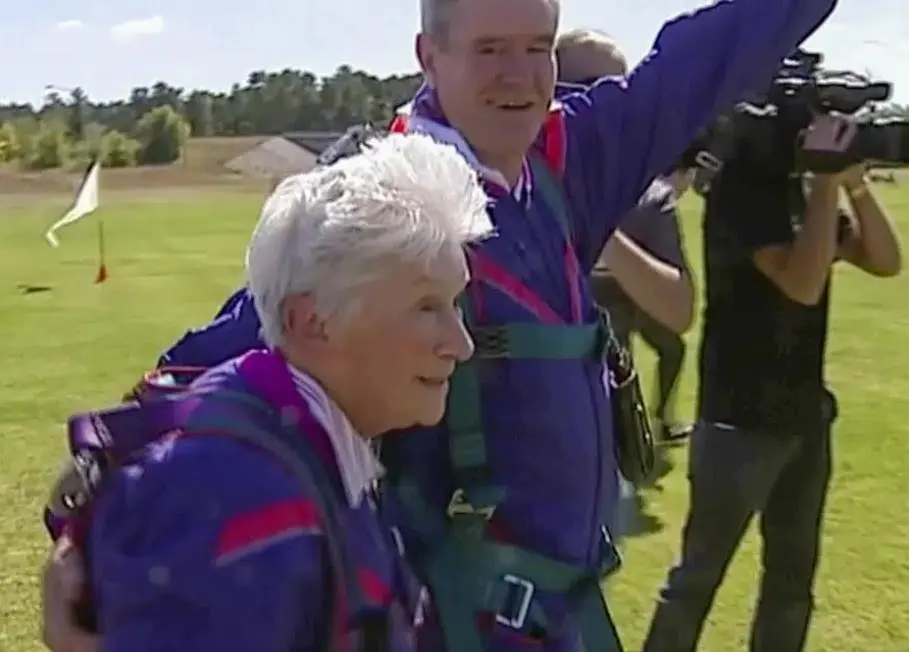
557, 28, 697, 443
642, 113, 902, 652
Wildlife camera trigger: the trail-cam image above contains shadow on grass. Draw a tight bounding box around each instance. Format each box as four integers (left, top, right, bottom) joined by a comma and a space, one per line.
17, 283, 53, 295
619, 446, 677, 539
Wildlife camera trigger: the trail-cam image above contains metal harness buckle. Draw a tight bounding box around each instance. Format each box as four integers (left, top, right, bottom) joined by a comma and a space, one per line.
471, 326, 510, 359
446, 488, 496, 520
495, 574, 535, 630
695, 149, 723, 172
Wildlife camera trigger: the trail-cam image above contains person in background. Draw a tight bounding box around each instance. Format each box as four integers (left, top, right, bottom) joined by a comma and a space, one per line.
642, 121, 902, 651
556, 28, 697, 444
40, 132, 490, 652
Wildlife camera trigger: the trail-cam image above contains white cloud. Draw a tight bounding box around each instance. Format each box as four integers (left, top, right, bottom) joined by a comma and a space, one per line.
109, 16, 164, 41
55, 20, 83, 31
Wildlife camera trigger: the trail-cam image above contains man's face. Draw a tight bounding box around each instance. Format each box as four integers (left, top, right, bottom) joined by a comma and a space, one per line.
324, 249, 473, 435
418, 0, 557, 169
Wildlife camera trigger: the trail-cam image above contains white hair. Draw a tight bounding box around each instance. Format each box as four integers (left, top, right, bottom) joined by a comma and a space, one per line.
245, 132, 493, 348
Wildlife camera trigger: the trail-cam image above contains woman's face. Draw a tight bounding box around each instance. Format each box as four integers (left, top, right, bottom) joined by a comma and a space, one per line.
325, 247, 474, 436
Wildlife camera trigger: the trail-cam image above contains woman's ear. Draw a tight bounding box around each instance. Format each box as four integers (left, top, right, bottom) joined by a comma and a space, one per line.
281, 293, 327, 345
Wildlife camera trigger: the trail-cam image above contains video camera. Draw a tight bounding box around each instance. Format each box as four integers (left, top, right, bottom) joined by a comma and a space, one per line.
685, 49, 909, 194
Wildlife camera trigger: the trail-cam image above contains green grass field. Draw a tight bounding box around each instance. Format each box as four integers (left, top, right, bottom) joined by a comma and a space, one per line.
1, 185, 907, 651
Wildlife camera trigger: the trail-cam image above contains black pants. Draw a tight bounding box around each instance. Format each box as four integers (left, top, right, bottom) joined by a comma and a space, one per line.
642, 416, 833, 652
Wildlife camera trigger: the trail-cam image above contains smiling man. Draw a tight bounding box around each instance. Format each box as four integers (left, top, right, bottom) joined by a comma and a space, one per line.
379, 0, 840, 650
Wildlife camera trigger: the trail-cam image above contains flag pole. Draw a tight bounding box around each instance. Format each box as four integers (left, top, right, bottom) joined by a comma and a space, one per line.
94, 219, 108, 283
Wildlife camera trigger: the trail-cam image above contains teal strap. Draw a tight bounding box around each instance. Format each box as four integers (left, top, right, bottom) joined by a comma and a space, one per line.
445, 295, 504, 514
416, 525, 624, 651
443, 153, 602, 513
529, 153, 573, 243
472, 322, 604, 359
389, 154, 625, 652
423, 532, 490, 652
477, 534, 623, 650
576, 588, 624, 651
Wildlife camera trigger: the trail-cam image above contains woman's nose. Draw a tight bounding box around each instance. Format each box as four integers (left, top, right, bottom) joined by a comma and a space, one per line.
444, 310, 475, 363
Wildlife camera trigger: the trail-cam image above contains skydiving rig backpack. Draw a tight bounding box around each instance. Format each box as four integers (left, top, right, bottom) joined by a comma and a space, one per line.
379, 151, 656, 652
44, 357, 425, 651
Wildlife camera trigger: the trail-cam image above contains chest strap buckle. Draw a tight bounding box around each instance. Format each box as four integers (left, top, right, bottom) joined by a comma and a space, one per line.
495, 574, 536, 630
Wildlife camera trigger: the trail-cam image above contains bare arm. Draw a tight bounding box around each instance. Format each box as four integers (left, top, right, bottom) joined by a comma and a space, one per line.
601, 231, 695, 333
837, 178, 902, 277
752, 176, 840, 305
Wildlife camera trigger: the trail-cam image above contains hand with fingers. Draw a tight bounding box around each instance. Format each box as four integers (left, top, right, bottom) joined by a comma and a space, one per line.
799, 112, 860, 176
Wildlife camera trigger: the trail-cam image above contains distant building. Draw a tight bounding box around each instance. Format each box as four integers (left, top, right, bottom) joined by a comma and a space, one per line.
223, 131, 343, 177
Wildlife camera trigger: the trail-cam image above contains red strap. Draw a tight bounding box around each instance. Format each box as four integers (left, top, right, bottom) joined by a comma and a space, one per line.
214, 498, 323, 565
539, 108, 567, 176
394, 104, 581, 325
470, 251, 564, 324
388, 114, 408, 133
534, 109, 583, 323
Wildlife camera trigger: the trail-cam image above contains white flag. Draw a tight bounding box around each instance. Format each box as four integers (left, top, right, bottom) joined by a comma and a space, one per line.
45, 160, 100, 247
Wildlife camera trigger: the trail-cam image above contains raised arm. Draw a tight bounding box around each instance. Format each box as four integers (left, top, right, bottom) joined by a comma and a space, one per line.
837, 172, 903, 277
560, 0, 838, 270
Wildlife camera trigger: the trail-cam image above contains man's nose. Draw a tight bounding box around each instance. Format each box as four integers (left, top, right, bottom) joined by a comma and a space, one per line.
499, 52, 537, 81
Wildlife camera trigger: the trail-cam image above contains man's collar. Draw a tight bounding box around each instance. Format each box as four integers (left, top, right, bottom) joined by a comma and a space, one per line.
394, 100, 563, 202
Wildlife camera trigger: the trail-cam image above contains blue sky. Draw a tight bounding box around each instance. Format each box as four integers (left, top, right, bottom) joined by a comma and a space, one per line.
1, 0, 906, 106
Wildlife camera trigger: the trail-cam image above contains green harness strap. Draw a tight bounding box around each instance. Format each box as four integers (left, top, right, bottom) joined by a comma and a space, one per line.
445, 154, 599, 518
392, 155, 624, 652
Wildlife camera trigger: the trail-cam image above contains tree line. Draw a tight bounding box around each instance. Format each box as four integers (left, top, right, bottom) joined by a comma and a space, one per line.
0, 66, 422, 170
1, 64, 906, 171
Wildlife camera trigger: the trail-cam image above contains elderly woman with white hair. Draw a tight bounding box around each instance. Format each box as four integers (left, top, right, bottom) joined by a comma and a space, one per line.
40, 132, 490, 652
